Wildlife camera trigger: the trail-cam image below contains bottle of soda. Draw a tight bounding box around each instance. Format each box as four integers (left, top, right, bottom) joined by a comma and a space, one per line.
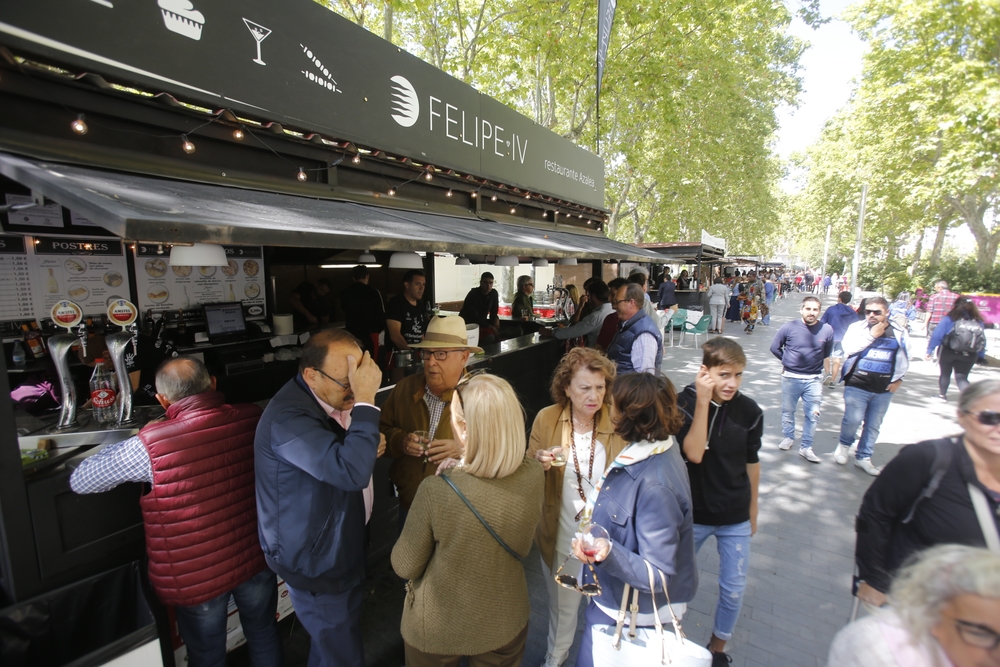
90, 360, 119, 426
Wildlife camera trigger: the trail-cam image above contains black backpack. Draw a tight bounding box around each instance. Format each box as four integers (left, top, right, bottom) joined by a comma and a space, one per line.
946, 319, 985, 355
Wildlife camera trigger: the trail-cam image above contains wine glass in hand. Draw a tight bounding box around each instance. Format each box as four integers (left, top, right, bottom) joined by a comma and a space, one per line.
575, 523, 611, 562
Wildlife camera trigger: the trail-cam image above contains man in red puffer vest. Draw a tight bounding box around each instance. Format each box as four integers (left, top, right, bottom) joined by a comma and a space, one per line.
71, 356, 281, 667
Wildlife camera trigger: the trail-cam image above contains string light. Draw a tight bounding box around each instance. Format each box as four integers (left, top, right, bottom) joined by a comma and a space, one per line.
352, 154, 361, 164
232, 128, 244, 140
181, 135, 196, 154
424, 172, 433, 181
446, 190, 453, 197
510, 207, 516, 214
387, 188, 396, 196
491, 195, 497, 202
524, 194, 531, 200
71, 114, 88, 135
297, 168, 308, 182
470, 191, 478, 199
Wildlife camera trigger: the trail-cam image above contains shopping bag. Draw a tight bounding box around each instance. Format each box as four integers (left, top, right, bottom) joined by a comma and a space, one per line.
588, 561, 711, 666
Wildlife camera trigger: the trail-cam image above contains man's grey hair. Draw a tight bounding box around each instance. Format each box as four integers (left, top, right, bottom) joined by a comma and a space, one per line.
155, 356, 212, 402
889, 545, 1000, 649
958, 379, 1000, 413
516, 275, 532, 291
935, 280, 949, 290
622, 283, 645, 306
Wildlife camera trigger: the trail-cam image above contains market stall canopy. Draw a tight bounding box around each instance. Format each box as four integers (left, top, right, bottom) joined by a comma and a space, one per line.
0, 153, 660, 262
634, 242, 725, 263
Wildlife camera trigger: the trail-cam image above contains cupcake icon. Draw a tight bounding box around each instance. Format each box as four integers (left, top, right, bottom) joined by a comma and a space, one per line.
158, 0, 205, 40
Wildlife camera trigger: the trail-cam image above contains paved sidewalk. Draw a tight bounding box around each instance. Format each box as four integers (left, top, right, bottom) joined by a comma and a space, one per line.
255, 290, 999, 667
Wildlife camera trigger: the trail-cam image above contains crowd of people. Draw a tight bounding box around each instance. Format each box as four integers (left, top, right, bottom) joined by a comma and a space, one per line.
62, 267, 1000, 667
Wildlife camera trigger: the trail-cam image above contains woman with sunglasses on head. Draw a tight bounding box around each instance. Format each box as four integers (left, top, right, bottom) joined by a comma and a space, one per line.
527, 348, 628, 667
830, 544, 1000, 667
391, 373, 543, 667
854, 379, 1000, 611
570, 372, 698, 667
927, 297, 988, 402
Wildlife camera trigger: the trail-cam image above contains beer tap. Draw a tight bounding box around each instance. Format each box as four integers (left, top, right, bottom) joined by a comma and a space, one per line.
105, 321, 138, 427
48, 321, 88, 432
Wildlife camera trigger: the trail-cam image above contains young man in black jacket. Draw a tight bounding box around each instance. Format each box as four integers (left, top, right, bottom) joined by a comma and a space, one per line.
678, 338, 763, 667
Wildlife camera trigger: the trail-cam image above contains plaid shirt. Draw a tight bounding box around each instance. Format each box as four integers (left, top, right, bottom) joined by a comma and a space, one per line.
423, 385, 447, 440
927, 289, 959, 326
69, 435, 153, 493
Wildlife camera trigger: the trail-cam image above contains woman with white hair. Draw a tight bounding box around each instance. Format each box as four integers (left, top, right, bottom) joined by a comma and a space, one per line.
828, 544, 1000, 666
391, 374, 543, 667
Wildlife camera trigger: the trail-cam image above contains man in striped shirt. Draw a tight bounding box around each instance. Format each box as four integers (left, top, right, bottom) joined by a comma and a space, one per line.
925, 280, 959, 338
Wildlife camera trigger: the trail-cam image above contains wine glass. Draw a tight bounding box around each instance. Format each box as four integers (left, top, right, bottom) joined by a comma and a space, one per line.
548, 445, 567, 467
413, 430, 430, 463
578, 523, 610, 560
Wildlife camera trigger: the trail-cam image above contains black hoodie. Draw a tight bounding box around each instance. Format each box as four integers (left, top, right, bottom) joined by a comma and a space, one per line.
676, 384, 764, 526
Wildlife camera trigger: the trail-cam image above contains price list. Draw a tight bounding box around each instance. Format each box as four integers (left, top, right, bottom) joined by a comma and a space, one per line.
0, 235, 34, 320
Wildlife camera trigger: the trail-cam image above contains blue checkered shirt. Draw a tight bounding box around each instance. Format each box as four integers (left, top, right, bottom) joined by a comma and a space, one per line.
69, 435, 153, 493
423, 385, 447, 440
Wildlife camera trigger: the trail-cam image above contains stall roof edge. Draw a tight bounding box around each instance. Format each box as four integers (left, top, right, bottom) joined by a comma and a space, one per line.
0, 152, 660, 262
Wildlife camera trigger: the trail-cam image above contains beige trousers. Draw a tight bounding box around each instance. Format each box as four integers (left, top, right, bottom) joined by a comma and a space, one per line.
540, 549, 587, 666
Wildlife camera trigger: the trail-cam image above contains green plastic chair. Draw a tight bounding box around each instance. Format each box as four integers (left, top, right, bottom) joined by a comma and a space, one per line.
680, 314, 713, 349
665, 309, 687, 347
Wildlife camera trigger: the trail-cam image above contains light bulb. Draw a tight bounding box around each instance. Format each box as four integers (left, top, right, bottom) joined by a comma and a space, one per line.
352, 154, 361, 164
71, 114, 88, 135
471, 192, 478, 199
525, 194, 531, 199
425, 172, 433, 181
232, 128, 244, 140
297, 168, 308, 182
510, 207, 516, 214
446, 190, 453, 197
578, 213, 584, 219
181, 136, 195, 154
388, 188, 396, 196
491, 195, 497, 202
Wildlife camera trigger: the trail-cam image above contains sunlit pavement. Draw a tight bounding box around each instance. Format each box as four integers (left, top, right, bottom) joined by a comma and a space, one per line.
243, 290, 997, 667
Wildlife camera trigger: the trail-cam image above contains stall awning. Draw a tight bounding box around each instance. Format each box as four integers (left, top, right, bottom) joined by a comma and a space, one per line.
0, 154, 661, 263
634, 242, 726, 263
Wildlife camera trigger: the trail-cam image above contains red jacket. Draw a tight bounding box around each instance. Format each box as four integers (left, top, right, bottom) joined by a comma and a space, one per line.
138, 391, 266, 606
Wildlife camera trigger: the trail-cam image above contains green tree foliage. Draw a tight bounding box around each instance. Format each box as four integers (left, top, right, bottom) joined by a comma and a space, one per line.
318, 0, 805, 255
792, 0, 1000, 275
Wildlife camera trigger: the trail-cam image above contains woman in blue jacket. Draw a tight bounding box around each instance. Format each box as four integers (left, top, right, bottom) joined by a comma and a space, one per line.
926, 297, 987, 401
570, 373, 698, 667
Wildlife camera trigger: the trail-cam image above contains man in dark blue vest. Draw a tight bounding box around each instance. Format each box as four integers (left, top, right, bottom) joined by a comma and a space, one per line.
606, 283, 663, 374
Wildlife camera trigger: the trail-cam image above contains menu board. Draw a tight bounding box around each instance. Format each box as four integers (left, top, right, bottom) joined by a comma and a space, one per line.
0, 234, 130, 332
134, 244, 265, 315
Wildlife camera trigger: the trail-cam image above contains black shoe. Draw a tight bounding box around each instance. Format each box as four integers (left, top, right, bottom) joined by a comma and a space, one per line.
711, 650, 733, 666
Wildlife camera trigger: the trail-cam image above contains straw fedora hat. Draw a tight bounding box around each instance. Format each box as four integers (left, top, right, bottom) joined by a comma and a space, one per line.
410, 315, 483, 353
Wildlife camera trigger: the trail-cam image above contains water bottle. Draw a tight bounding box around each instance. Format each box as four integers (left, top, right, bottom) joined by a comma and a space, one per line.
11, 340, 26, 368
90, 360, 119, 426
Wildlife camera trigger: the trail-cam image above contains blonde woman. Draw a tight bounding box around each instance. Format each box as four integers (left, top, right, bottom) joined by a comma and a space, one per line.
528, 348, 627, 667
391, 374, 543, 667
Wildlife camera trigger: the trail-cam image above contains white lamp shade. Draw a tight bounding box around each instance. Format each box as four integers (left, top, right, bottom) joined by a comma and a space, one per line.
494, 255, 519, 266
358, 250, 377, 263
532, 258, 549, 267
557, 257, 578, 265
388, 252, 425, 269
455, 255, 472, 266
169, 243, 229, 266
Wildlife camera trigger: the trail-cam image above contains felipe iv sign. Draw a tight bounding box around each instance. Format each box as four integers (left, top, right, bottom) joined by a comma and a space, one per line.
0, 0, 605, 209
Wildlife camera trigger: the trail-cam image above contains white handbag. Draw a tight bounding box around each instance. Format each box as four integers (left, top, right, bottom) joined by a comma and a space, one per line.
589, 560, 712, 666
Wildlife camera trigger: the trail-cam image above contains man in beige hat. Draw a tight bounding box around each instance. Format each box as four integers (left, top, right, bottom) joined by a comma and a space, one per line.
379, 315, 483, 531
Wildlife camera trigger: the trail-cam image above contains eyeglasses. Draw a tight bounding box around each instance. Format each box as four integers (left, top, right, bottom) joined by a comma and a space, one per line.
311, 367, 350, 391
418, 349, 462, 361
553, 555, 601, 596
612, 299, 632, 306
954, 618, 1000, 650
962, 409, 1000, 426
864, 309, 885, 316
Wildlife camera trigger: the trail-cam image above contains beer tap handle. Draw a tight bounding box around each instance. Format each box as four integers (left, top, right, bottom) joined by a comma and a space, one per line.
77, 322, 88, 358
127, 322, 139, 353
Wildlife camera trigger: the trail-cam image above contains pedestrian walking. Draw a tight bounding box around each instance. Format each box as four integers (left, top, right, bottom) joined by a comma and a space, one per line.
762, 275, 775, 325
677, 338, 762, 666
926, 297, 987, 402
833, 296, 910, 475
707, 277, 730, 334
821, 291, 862, 387
770, 297, 834, 463
739, 272, 765, 335
924, 280, 960, 339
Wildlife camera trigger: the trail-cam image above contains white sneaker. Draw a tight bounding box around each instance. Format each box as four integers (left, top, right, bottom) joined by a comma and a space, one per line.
541, 653, 562, 667
799, 447, 821, 463
779, 437, 794, 450
855, 458, 881, 476
834, 445, 850, 465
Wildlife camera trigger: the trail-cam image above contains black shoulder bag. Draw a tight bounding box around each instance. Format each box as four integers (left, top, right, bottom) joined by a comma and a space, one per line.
439, 474, 520, 560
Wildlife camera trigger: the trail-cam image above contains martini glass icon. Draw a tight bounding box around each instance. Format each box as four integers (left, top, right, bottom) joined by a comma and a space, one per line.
243, 18, 271, 66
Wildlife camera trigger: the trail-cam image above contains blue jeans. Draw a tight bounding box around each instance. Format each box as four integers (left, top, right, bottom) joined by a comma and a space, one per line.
839, 386, 894, 460
693, 522, 752, 641
287, 582, 364, 667
762, 295, 774, 324
781, 376, 823, 449
173, 568, 282, 667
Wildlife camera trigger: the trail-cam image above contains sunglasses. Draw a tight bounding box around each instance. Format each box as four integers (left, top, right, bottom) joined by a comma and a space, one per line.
553, 555, 602, 596
864, 309, 884, 315
963, 409, 1000, 426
